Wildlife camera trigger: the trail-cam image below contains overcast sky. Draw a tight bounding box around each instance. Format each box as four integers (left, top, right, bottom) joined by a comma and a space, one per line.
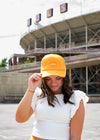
0, 0, 99, 62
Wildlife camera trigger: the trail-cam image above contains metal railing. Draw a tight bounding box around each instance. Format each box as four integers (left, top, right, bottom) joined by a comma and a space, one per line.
0, 61, 41, 72
0, 52, 100, 72
26, 43, 100, 55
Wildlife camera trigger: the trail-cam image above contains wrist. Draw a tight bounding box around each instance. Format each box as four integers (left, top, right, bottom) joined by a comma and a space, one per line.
27, 89, 35, 94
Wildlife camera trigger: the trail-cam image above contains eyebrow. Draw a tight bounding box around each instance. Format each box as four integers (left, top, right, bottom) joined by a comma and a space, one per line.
45, 77, 50, 79
45, 76, 61, 79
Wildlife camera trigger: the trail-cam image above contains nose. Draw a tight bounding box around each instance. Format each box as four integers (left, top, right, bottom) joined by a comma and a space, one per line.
51, 79, 57, 86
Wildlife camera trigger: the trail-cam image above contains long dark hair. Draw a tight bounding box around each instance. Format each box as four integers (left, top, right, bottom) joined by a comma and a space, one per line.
40, 74, 74, 107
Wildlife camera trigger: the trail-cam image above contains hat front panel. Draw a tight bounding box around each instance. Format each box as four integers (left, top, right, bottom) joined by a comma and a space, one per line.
41, 56, 64, 71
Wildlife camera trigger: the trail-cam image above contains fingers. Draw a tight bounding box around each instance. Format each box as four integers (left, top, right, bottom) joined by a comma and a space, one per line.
29, 73, 42, 81
28, 73, 42, 90
34, 73, 42, 81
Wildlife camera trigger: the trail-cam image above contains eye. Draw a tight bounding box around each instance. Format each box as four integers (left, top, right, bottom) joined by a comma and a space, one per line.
56, 76, 62, 80
45, 77, 51, 81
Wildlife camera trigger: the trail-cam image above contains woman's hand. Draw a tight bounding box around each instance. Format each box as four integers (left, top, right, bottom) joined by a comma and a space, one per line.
28, 73, 42, 91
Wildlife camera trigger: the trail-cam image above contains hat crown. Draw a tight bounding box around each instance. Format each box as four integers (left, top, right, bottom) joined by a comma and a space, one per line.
41, 54, 65, 70
41, 54, 66, 78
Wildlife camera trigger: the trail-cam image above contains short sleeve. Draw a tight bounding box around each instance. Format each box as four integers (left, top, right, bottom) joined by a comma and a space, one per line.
69, 90, 89, 119
31, 87, 42, 111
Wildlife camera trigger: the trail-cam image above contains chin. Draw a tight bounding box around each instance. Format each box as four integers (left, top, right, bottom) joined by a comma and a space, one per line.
51, 88, 59, 93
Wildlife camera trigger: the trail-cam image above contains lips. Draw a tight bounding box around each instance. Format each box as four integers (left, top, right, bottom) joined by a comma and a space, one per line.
51, 86, 58, 89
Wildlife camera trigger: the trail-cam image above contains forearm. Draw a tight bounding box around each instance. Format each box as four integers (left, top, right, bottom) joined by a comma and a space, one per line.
15, 89, 34, 123
70, 136, 81, 140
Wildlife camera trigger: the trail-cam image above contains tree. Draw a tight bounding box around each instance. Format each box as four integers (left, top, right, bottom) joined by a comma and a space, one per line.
0, 58, 8, 67
24, 60, 31, 64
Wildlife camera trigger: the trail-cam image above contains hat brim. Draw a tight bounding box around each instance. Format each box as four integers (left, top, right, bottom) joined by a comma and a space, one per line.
41, 70, 66, 78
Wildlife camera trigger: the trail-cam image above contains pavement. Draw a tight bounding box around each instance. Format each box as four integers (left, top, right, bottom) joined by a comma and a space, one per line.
0, 103, 100, 140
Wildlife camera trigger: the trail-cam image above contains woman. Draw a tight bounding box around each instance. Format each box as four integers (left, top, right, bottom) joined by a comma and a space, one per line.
15, 54, 89, 140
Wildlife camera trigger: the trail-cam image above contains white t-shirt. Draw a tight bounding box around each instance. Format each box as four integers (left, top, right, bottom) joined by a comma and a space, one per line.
31, 87, 89, 140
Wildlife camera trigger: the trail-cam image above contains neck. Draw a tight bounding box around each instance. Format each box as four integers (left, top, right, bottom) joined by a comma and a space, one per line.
53, 89, 62, 95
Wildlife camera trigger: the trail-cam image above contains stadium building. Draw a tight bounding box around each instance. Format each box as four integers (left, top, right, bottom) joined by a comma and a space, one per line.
8, 1, 100, 100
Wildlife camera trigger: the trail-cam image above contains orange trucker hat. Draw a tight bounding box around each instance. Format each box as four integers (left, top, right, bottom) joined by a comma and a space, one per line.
41, 54, 66, 78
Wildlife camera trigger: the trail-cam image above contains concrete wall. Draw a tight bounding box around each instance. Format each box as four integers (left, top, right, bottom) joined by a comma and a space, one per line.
0, 72, 32, 102
0, 72, 99, 103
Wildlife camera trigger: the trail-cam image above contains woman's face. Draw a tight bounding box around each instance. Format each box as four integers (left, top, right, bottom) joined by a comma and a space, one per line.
44, 75, 63, 94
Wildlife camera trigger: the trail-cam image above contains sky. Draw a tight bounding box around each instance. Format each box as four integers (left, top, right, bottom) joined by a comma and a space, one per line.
0, 0, 100, 62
